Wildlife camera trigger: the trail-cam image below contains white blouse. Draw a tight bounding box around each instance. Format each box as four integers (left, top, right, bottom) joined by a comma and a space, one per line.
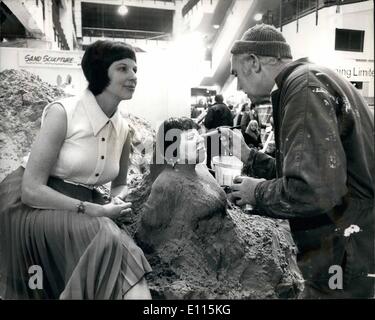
25, 89, 129, 186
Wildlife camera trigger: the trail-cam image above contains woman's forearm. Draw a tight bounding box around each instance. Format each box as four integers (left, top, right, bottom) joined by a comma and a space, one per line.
111, 184, 128, 199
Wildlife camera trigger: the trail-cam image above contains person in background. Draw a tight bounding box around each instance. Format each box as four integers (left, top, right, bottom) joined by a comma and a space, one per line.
264, 140, 276, 158
191, 105, 202, 119
206, 97, 213, 106
204, 94, 233, 129
227, 104, 236, 121
234, 102, 250, 128
241, 103, 265, 139
220, 24, 374, 298
0, 40, 152, 300
204, 94, 233, 169
245, 120, 263, 149
249, 103, 261, 124
241, 102, 265, 146
240, 105, 251, 146
232, 104, 240, 125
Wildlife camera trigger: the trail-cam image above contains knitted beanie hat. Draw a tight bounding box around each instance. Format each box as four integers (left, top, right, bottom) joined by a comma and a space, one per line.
231, 24, 292, 59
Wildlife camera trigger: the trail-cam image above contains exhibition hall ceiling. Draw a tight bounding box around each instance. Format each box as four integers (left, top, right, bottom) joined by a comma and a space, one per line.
81, 1, 174, 40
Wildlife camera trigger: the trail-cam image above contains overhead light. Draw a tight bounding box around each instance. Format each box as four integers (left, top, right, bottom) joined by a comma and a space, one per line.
118, 3, 128, 16
254, 13, 263, 22
213, 24, 220, 29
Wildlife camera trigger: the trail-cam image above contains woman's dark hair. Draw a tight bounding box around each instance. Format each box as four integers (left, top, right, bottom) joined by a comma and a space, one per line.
81, 40, 136, 95
241, 103, 248, 112
156, 117, 199, 162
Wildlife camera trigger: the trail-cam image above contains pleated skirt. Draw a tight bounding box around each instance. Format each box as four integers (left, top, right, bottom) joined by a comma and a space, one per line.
0, 167, 152, 300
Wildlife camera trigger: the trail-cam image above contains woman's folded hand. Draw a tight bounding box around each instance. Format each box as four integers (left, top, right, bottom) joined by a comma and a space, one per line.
101, 200, 132, 219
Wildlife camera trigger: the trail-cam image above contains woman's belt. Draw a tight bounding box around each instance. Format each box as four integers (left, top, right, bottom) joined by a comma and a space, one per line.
47, 176, 110, 204
62, 179, 95, 190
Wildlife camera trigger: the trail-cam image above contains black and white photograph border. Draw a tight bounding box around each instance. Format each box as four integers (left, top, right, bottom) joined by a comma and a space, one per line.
0, 0, 374, 308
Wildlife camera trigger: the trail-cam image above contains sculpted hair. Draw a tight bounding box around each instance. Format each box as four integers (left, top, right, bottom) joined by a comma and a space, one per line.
156, 117, 199, 162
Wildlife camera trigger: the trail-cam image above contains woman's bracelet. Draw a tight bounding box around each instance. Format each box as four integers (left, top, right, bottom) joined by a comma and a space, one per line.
76, 201, 86, 214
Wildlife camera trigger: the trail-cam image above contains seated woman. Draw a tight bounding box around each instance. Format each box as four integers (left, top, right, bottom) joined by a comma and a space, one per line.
0, 40, 151, 299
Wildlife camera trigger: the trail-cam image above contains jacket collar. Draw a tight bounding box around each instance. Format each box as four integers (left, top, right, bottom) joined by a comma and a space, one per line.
274, 57, 311, 89
81, 89, 121, 137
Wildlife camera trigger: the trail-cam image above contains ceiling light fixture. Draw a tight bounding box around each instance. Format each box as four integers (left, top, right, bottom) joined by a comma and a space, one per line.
118, 1, 128, 16
254, 13, 263, 22
213, 24, 220, 29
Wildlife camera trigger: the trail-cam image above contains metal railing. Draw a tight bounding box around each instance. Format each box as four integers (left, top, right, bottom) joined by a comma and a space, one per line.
274, 0, 369, 29
82, 26, 171, 41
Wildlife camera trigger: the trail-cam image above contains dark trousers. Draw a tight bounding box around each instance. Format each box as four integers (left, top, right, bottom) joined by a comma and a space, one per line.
291, 202, 375, 299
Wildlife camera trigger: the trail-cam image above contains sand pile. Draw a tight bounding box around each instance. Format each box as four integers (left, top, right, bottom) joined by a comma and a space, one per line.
0, 69, 68, 179
142, 209, 303, 299
123, 112, 155, 181
133, 166, 304, 299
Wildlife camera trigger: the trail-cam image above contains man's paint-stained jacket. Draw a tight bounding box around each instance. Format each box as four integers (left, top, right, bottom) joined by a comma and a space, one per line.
243, 58, 374, 297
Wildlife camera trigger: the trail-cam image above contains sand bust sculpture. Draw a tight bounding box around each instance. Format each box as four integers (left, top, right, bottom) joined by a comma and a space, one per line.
135, 117, 303, 299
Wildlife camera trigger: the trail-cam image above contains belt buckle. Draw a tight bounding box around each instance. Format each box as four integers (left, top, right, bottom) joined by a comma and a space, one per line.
94, 185, 111, 203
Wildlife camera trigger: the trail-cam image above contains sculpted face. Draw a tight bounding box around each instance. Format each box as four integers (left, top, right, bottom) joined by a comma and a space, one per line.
179, 129, 206, 164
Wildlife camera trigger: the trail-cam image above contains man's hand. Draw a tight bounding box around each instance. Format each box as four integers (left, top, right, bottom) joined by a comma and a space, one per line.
219, 128, 250, 162
230, 176, 265, 206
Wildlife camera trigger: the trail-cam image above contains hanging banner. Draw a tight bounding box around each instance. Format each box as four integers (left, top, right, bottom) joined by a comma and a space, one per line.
329, 59, 374, 82
334, 64, 374, 81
